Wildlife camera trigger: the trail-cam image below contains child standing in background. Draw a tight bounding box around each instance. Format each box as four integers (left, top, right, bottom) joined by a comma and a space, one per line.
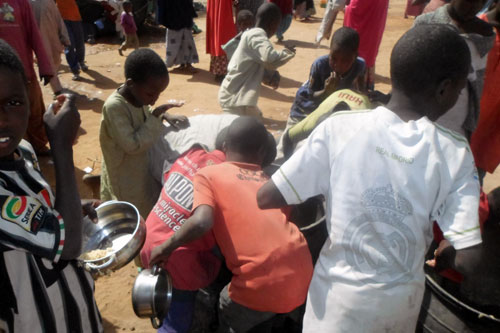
269, 0, 293, 42
218, 3, 295, 118
0, 0, 54, 155
118, 1, 139, 56
31, 0, 70, 96
100, 49, 187, 218
315, 0, 345, 45
157, 0, 199, 72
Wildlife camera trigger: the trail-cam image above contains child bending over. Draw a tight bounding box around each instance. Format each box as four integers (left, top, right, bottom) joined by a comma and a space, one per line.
218, 3, 295, 118
258, 25, 482, 331
100, 48, 187, 218
150, 117, 313, 332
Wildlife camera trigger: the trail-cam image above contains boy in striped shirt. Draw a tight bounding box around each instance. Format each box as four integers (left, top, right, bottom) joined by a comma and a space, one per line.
0, 40, 102, 333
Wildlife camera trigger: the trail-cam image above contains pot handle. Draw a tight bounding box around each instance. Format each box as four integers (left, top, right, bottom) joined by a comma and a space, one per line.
85, 254, 115, 272
152, 264, 162, 275
151, 316, 162, 329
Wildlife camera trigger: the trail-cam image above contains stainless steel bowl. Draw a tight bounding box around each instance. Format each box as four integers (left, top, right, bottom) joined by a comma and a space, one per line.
132, 265, 173, 328
79, 200, 146, 273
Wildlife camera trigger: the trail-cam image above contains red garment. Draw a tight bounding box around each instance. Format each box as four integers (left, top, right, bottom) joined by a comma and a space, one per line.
193, 162, 313, 313
470, 16, 500, 173
405, 0, 425, 17
140, 148, 225, 290
433, 190, 490, 283
343, 0, 389, 68
0, 0, 53, 80
206, 0, 236, 56
269, 0, 293, 16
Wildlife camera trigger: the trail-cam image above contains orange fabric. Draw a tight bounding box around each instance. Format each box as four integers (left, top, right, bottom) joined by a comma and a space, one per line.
193, 162, 313, 313
56, 0, 81, 21
470, 16, 500, 173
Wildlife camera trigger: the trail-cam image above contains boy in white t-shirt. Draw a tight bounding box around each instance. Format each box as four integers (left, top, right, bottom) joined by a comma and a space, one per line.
257, 25, 483, 332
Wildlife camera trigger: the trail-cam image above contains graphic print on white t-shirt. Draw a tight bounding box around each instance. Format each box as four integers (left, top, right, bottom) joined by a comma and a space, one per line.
342, 185, 417, 287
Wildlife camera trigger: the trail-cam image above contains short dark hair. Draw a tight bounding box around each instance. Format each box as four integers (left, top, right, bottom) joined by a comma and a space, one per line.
0, 39, 27, 83
226, 116, 271, 157
256, 2, 281, 30
330, 27, 360, 54
124, 48, 168, 83
390, 24, 470, 97
236, 9, 254, 25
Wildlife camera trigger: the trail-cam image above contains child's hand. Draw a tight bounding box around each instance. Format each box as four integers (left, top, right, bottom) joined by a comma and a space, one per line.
324, 72, 339, 92
41, 75, 53, 86
82, 199, 101, 223
284, 43, 296, 54
44, 94, 81, 148
149, 242, 174, 266
270, 71, 281, 90
162, 114, 190, 130
152, 100, 185, 117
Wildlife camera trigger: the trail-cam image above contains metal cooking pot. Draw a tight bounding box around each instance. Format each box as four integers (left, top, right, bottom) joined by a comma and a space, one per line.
132, 265, 173, 328
79, 201, 146, 274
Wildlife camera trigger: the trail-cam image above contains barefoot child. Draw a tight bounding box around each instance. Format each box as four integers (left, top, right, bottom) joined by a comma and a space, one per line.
100, 48, 187, 218
0, 40, 102, 332
118, 1, 139, 56
258, 25, 482, 331
218, 3, 295, 118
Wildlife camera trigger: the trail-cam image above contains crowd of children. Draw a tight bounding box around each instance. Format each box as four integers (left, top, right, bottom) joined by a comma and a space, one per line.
1, 0, 500, 332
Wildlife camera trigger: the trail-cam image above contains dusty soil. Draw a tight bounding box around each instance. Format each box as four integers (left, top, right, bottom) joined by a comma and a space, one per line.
36, 0, 500, 332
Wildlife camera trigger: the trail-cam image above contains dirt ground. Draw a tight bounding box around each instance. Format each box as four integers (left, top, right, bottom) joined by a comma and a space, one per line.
36, 0, 500, 332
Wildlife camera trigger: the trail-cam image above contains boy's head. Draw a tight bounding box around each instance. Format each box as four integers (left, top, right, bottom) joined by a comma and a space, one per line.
255, 3, 282, 37
329, 27, 359, 76
124, 48, 169, 106
0, 39, 29, 162
225, 117, 276, 166
450, 0, 487, 22
236, 9, 255, 32
390, 24, 470, 120
123, 0, 133, 13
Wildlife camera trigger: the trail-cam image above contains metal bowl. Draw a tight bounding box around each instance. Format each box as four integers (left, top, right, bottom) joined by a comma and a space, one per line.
79, 200, 146, 273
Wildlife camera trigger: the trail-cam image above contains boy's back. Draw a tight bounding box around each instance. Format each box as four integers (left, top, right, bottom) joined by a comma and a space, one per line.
272, 106, 481, 331
193, 161, 312, 313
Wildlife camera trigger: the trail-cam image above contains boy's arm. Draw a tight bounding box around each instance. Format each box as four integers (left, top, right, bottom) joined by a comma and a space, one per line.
21, 0, 53, 82
149, 205, 214, 265
103, 101, 164, 155
44, 95, 84, 260
251, 33, 295, 70
150, 172, 216, 265
258, 121, 331, 208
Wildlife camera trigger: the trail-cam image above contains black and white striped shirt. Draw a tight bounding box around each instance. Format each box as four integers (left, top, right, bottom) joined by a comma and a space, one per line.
0, 141, 102, 333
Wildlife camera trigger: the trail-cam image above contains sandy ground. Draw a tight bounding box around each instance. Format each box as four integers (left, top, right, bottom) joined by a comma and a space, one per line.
35, 0, 500, 332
